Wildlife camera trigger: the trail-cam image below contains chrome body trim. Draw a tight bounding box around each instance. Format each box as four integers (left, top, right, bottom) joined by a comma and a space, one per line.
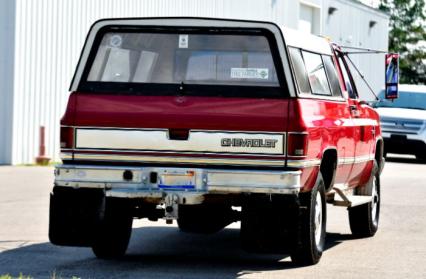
287, 131, 309, 135
75, 128, 285, 155
338, 154, 375, 165
60, 152, 73, 160
297, 93, 346, 102
54, 165, 302, 200
69, 153, 285, 167
287, 154, 374, 168
68, 126, 286, 134
60, 125, 376, 169
287, 159, 321, 168
62, 153, 374, 168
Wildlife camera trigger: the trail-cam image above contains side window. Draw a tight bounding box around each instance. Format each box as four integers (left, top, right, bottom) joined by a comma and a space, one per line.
302, 51, 332, 96
337, 56, 357, 99
288, 47, 311, 94
322, 55, 342, 98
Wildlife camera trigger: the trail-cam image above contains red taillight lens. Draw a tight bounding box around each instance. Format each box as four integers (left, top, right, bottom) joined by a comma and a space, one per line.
60, 126, 74, 149
287, 133, 308, 157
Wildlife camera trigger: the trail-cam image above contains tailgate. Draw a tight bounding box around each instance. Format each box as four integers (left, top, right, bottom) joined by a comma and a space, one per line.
62, 93, 289, 167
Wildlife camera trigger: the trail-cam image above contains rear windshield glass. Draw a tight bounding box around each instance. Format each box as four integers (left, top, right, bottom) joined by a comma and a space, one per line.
80, 28, 285, 98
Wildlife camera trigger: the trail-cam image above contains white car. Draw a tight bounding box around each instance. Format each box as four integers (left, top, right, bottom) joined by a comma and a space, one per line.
375, 84, 426, 161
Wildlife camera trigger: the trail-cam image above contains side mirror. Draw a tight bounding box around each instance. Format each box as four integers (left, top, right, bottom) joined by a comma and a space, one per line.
385, 53, 399, 99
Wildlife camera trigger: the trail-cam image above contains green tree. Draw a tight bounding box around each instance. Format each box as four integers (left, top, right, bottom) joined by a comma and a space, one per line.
379, 0, 426, 84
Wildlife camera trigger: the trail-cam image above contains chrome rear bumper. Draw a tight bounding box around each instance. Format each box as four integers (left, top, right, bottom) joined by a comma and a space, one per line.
54, 165, 301, 203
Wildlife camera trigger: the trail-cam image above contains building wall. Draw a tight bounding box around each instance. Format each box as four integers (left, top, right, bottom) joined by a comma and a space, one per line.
0, 0, 16, 165
9, 0, 300, 164
322, 0, 389, 100
3, 0, 388, 164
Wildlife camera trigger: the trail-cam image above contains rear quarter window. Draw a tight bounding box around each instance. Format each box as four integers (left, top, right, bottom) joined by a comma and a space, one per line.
288, 47, 311, 94
301, 51, 331, 96
322, 55, 342, 98
288, 47, 341, 98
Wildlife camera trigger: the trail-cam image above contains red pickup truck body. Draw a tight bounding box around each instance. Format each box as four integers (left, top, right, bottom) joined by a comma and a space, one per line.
51, 18, 384, 265
61, 92, 379, 190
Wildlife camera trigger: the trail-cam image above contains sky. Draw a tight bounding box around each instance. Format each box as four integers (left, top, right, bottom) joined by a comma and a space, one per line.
359, 0, 381, 8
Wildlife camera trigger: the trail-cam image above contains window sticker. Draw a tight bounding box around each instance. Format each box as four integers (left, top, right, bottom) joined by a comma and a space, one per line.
109, 35, 123, 48
179, 34, 189, 48
230, 68, 269, 79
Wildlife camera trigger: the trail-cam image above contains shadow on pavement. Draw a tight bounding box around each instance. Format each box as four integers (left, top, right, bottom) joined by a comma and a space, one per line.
0, 227, 353, 278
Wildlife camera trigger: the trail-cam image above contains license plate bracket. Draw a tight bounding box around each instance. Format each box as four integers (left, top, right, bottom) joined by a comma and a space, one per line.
158, 170, 196, 190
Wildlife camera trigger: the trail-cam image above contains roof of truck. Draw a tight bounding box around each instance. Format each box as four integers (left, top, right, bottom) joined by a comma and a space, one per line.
280, 26, 333, 55
89, 17, 334, 55
70, 17, 332, 93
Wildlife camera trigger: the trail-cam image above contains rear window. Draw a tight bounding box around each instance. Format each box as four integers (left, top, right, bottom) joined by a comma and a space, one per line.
80, 27, 286, 98
289, 47, 340, 98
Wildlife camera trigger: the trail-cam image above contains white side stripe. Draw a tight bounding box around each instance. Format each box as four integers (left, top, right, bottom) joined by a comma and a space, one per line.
287, 154, 374, 168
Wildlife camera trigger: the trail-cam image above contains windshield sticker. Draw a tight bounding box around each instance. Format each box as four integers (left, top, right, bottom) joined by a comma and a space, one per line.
179, 34, 189, 48
230, 68, 269, 79
109, 35, 123, 48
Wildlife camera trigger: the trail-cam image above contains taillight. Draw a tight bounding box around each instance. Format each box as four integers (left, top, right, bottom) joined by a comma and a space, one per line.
60, 126, 74, 149
287, 132, 308, 157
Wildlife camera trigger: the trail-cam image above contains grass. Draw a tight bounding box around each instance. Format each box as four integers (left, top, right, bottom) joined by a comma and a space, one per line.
0, 273, 80, 279
0, 274, 32, 279
16, 161, 61, 167
50, 270, 80, 279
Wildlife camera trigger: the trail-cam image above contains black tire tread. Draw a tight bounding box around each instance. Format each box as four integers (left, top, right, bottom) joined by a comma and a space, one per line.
348, 162, 380, 237
91, 199, 133, 259
290, 173, 327, 266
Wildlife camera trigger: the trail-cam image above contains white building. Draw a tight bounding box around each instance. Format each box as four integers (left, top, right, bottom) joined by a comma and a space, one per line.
0, 0, 389, 165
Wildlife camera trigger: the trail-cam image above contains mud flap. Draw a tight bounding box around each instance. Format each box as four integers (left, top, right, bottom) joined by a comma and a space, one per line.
241, 194, 299, 253
49, 186, 105, 247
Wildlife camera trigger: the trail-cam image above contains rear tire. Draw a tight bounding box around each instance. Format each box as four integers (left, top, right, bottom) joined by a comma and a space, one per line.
92, 199, 133, 259
290, 173, 327, 266
348, 161, 380, 237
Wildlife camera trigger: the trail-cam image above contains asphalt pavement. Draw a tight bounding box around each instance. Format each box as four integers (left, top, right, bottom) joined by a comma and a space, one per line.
0, 156, 426, 278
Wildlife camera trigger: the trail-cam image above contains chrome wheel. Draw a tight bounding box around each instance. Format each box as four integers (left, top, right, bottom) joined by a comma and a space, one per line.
314, 191, 323, 249
371, 179, 379, 226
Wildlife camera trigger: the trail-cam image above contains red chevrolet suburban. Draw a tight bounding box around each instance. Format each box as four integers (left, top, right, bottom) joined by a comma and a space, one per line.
49, 18, 385, 265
